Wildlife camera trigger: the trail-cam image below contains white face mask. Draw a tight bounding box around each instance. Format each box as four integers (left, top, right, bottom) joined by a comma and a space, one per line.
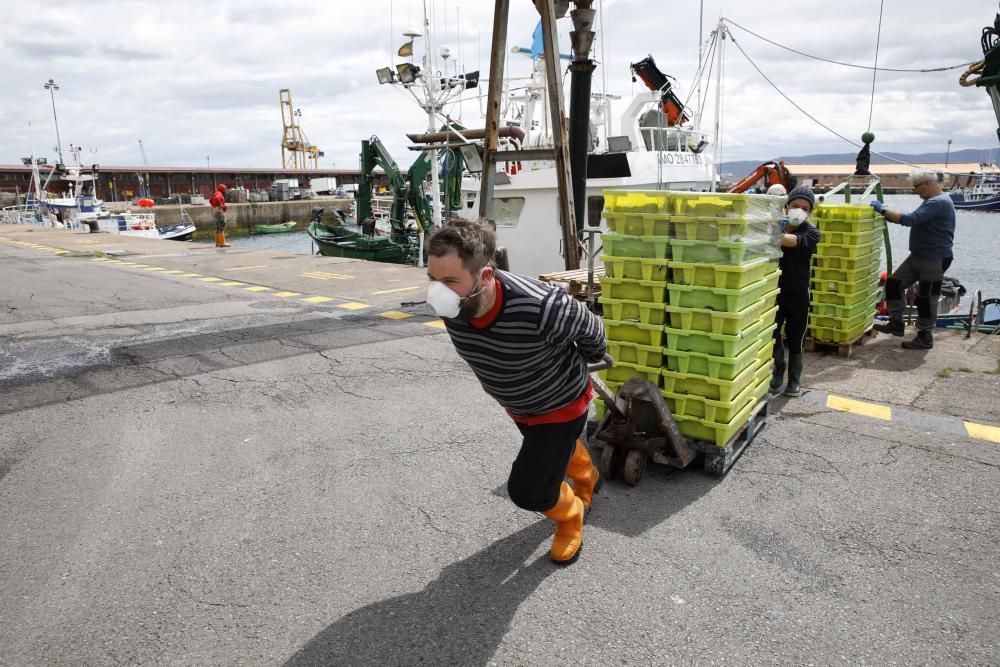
787, 208, 808, 227
426, 270, 487, 319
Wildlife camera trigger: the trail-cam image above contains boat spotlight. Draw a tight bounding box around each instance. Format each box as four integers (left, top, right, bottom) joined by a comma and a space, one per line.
396, 63, 421, 84
459, 143, 484, 173
376, 67, 396, 85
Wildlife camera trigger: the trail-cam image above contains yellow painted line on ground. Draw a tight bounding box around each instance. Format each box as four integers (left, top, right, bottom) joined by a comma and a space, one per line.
302, 271, 354, 281
964, 421, 1000, 444
91, 257, 109, 261
423, 320, 447, 330
273, 291, 300, 297
300, 296, 334, 304
227, 265, 270, 271
370, 285, 422, 295
244, 286, 271, 292
160, 269, 183, 274
219, 281, 245, 286
143, 267, 167, 271
826, 394, 892, 421
336, 302, 369, 311
379, 310, 414, 320
198, 277, 223, 282
181, 273, 202, 277
117, 262, 140, 266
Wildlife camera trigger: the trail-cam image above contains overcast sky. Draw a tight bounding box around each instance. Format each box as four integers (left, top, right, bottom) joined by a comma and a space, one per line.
2, 0, 995, 170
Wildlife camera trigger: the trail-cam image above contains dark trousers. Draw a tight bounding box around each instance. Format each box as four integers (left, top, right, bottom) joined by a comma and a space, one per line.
774, 289, 810, 355
885, 256, 953, 332
214, 210, 226, 232
507, 413, 588, 512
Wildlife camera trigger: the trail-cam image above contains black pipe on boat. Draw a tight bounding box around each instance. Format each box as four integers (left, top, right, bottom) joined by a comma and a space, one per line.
568, 3, 597, 235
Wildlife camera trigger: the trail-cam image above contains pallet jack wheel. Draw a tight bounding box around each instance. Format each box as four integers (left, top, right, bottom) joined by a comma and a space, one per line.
622, 449, 647, 486
600, 445, 624, 481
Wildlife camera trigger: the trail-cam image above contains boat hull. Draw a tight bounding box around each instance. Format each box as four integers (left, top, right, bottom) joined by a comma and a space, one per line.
949, 192, 1000, 211
255, 222, 298, 234
307, 222, 411, 263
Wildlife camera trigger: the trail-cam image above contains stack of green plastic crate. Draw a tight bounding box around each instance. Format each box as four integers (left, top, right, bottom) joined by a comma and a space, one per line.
809, 203, 885, 344
595, 191, 672, 424
594, 190, 781, 448
661, 192, 780, 447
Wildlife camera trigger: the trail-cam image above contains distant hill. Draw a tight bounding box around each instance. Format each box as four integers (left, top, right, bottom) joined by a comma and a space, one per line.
722, 148, 996, 178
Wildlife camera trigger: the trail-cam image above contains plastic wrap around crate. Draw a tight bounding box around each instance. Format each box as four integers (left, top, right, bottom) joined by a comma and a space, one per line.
602, 190, 671, 214
665, 192, 779, 218
811, 273, 880, 305
600, 360, 662, 387
600, 233, 670, 259
812, 255, 880, 287
813, 204, 879, 221
813, 248, 882, 271
606, 340, 663, 368
662, 365, 771, 423
661, 355, 771, 403
666, 273, 780, 312
671, 375, 770, 447
663, 308, 775, 358
602, 319, 665, 347
670, 238, 778, 265
600, 297, 667, 325
664, 287, 779, 335
601, 277, 669, 303
669, 215, 775, 242
814, 216, 883, 234
663, 335, 768, 381
600, 255, 670, 281
669, 257, 778, 290
604, 211, 671, 236
814, 235, 883, 260
809, 317, 873, 343
811, 291, 881, 319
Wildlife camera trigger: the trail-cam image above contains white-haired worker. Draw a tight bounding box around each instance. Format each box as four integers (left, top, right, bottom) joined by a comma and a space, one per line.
870, 170, 956, 350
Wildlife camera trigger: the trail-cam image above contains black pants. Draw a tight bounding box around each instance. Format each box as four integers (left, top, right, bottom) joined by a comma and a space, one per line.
214, 210, 226, 232
507, 413, 588, 512
885, 256, 953, 332
774, 289, 810, 355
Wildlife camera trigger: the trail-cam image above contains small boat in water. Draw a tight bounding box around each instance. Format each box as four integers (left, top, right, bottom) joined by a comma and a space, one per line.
948, 166, 1000, 211
255, 221, 298, 234
307, 221, 411, 263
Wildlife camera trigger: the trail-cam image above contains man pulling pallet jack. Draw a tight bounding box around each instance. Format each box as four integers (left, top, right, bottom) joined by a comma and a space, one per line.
424, 218, 607, 565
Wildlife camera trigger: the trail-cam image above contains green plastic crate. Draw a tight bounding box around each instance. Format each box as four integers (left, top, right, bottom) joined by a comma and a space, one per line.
601, 255, 670, 281
601, 277, 669, 303
662, 335, 767, 380
671, 375, 769, 446
604, 211, 672, 236
600, 296, 667, 325
670, 238, 774, 265
666, 192, 752, 217
664, 287, 779, 335
606, 340, 664, 367
817, 227, 882, 247
669, 215, 771, 242
809, 295, 878, 331
811, 291, 880, 319
666, 273, 780, 312
661, 355, 770, 403
663, 312, 773, 358
813, 204, 878, 221
809, 317, 873, 344
603, 319, 665, 346
814, 216, 882, 234
814, 235, 883, 260
813, 247, 882, 271
811, 274, 880, 306
669, 257, 778, 289
661, 364, 770, 423
603, 190, 672, 213
812, 255, 880, 287
600, 360, 662, 386
600, 233, 670, 259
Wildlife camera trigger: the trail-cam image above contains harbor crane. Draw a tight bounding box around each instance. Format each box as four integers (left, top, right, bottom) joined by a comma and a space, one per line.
279, 88, 324, 169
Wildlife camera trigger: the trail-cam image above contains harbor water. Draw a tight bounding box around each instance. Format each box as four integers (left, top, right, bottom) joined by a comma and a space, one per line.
202, 194, 1000, 300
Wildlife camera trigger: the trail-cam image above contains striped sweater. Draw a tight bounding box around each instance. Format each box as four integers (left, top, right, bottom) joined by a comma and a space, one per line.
442, 270, 606, 417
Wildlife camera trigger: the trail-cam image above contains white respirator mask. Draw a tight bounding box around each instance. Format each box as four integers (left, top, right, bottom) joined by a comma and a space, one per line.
426, 269, 488, 319
787, 208, 808, 227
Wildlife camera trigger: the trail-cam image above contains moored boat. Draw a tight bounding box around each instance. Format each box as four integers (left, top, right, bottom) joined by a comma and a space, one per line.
255, 221, 298, 234
307, 221, 410, 262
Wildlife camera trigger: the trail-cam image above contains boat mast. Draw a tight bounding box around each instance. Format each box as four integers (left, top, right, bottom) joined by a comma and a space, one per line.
423, 1, 442, 267
711, 18, 725, 191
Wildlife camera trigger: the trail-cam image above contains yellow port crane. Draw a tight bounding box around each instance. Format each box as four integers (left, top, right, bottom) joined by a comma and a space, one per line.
279, 88, 324, 169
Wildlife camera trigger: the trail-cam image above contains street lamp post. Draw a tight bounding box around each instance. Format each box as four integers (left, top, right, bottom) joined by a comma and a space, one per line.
945, 139, 953, 168
43, 79, 63, 163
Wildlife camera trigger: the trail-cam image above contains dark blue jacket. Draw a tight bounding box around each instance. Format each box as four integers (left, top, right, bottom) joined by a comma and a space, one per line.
898, 193, 955, 260
779, 221, 821, 294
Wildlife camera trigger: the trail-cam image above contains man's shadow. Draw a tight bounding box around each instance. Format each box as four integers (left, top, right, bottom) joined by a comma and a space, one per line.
284, 521, 554, 667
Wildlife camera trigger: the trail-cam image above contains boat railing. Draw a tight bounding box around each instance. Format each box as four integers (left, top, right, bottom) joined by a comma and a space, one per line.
1, 204, 44, 226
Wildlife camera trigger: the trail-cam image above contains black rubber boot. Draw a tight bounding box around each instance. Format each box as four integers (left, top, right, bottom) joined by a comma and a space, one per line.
902, 329, 933, 350
769, 340, 785, 394
784, 353, 804, 397
874, 314, 904, 336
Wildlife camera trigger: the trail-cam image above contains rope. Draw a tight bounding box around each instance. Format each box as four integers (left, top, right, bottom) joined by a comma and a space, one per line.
867, 0, 884, 132
723, 17, 976, 73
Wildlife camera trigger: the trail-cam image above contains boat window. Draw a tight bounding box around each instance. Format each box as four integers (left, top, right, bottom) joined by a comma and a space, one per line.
493, 197, 525, 228
587, 196, 604, 228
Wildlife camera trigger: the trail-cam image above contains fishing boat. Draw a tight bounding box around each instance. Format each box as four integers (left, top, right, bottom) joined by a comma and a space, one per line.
254, 221, 298, 234
307, 220, 410, 263
948, 165, 1000, 211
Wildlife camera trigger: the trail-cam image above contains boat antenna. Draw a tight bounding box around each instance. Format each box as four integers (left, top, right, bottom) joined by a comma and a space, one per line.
867, 0, 884, 133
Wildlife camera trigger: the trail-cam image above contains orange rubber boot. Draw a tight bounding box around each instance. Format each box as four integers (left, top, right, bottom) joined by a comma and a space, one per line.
215, 231, 230, 248
567, 439, 600, 510
543, 481, 585, 565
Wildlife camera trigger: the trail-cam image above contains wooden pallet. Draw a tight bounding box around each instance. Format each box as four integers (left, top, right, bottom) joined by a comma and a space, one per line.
537, 266, 604, 298
685, 397, 770, 476
805, 324, 877, 358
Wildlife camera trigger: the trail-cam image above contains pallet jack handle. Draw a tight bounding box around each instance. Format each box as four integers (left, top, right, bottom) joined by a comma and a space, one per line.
587, 354, 628, 419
